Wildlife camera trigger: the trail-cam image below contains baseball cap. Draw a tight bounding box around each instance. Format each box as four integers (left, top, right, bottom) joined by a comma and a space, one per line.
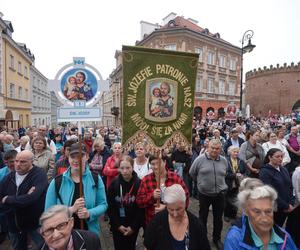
69, 143, 87, 155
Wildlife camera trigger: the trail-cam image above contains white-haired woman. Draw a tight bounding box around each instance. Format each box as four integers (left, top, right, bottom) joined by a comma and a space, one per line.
224, 146, 247, 222
224, 185, 297, 249
15, 135, 30, 152
144, 184, 210, 250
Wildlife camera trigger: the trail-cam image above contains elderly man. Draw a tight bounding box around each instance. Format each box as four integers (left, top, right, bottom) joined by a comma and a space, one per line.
189, 139, 228, 250
0, 150, 48, 249
224, 128, 245, 155
39, 205, 101, 250
3, 134, 15, 152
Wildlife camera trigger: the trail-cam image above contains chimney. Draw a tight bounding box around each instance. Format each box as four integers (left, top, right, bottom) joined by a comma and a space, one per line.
162, 12, 177, 25
187, 18, 198, 24
140, 21, 160, 40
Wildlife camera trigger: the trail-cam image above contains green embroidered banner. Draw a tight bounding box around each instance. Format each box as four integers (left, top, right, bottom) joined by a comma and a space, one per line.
122, 45, 198, 151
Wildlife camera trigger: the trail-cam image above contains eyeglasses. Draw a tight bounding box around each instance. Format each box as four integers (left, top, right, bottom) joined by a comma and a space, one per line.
41, 219, 70, 237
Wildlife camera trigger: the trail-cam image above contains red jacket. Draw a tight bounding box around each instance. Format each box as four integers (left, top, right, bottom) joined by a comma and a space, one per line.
103, 155, 119, 188
136, 171, 189, 226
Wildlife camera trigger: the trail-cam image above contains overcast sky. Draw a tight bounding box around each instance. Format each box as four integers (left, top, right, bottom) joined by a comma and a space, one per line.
1, 0, 299, 81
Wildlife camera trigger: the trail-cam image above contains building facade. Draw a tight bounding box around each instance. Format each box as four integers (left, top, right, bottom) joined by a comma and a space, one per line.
50, 91, 62, 128
31, 66, 51, 127
1, 16, 34, 129
108, 50, 122, 126
0, 16, 5, 125
108, 13, 242, 122
99, 90, 114, 126
245, 62, 300, 116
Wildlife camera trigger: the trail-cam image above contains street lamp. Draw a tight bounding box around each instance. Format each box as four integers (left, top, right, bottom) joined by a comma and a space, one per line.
240, 30, 256, 113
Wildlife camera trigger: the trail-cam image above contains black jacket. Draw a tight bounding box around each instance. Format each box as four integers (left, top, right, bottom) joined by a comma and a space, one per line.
144, 209, 211, 250
171, 149, 191, 170
0, 166, 48, 232
89, 146, 112, 168
225, 156, 247, 190
39, 229, 101, 250
224, 137, 245, 155
107, 171, 143, 232
259, 164, 294, 211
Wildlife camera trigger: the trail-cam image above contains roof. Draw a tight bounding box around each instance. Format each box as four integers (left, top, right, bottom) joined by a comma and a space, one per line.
159, 16, 233, 46
4, 20, 14, 32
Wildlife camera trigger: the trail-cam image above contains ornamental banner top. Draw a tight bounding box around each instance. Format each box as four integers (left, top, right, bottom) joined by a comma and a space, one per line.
48, 57, 109, 121
122, 46, 198, 151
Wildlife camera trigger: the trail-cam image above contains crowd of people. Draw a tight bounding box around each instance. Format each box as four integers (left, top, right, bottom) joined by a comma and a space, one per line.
0, 113, 299, 249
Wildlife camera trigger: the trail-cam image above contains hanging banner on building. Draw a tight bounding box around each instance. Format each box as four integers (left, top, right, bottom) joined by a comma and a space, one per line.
225, 102, 238, 120
122, 46, 198, 151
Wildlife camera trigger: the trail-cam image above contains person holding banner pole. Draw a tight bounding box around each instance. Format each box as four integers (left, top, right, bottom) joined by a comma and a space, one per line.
136, 154, 189, 227
44, 142, 108, 236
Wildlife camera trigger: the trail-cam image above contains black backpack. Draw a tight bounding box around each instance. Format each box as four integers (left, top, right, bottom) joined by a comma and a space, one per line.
54, 172, 99, 204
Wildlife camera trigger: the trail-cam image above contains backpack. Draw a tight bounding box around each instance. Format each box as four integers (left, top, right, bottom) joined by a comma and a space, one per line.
54, 172, 99, 204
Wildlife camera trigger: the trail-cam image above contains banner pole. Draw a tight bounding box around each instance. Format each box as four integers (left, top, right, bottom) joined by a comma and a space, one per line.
156, 149, 161, 207
78, 121, 84, 230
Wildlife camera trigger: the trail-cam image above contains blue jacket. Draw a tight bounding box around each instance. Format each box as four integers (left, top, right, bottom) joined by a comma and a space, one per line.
45, 166, 108, 235
0, 166, 10, 182
0, 166, 48, 232
259, 164, 294, 211
224, 215, 297, 249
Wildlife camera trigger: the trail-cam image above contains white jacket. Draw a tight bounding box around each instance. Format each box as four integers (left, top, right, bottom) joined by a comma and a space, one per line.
292, 166, 300, 205
262, 141, 291, 165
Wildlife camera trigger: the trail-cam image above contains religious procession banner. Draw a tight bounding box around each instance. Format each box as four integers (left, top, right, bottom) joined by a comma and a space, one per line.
122, 45, 198, 152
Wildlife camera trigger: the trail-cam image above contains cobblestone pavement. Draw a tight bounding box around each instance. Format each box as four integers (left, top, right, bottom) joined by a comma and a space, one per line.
1, 197, 233, 249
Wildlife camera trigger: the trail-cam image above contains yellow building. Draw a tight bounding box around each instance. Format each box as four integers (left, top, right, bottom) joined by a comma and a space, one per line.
1, 18, 34, 128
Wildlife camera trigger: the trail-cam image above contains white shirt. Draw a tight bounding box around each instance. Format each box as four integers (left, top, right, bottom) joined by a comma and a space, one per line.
133, 158, 152, 179
15, 172, 29, 188
230, 138, 240, 148
262, 141, 291, 165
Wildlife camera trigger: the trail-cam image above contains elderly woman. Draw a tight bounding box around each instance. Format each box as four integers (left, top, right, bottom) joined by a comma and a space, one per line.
224, 146, 247, 221
144, 184, 210, 250
224, 185, 297, 249
239, 129, 265, 178
15, 135, 30, 152
262, 132, 291, 166
259, 148, 295, 227
45, 143, 108, 236
89, 138, 111, 176
32, 136, 55, 182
